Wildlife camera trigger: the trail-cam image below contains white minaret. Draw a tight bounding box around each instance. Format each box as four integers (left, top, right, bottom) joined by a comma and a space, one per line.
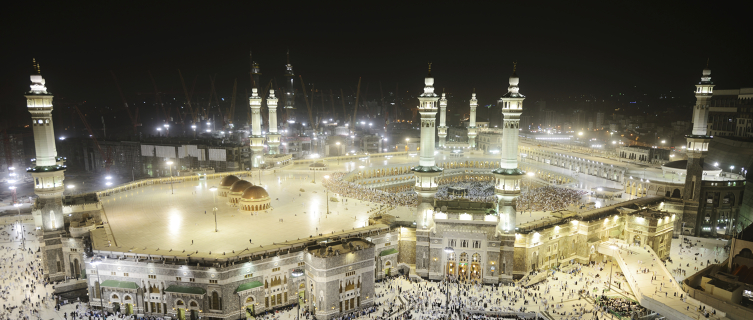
26, 59, 67, 281
437, 92, 447, 148
249, 88, 265, 167
413, 63, 443, 280
266, 89, 281, 154
467, 90, 478, 148
683, 64, 715, 235
493, 63, 524, 283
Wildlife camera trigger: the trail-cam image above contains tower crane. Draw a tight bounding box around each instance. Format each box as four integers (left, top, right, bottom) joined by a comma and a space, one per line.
74, 106, 112, 173
110, 71, 141, 135
299, 75, 317, 131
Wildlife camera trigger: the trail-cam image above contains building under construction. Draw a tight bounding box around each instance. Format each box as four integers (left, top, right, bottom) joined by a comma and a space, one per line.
59, 137, 252, 179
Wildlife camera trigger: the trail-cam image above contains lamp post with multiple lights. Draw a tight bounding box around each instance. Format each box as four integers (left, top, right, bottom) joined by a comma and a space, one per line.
324, 175, 330, 214
209, 186, 218, 232
166, 161, 174, 194
292, 268, 305, 320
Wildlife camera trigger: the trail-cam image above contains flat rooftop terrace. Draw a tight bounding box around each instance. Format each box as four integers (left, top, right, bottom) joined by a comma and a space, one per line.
97, 173, 388, 259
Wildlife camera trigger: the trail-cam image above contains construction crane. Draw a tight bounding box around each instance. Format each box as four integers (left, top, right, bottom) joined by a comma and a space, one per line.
148, 71, 171, 124
226, 79, 237, 128
178, 69, 199, 124
74, 106, 112, 173
299, 75, 317, 131
340, 88, 348, 122
110, 71, 140, 135
351, 78, 362, 128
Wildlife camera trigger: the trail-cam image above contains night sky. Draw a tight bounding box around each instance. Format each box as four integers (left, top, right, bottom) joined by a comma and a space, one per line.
3, 2, 752, 127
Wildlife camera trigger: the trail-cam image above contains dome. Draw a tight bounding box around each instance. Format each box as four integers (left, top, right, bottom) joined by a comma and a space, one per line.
241, 186, 269, 200
220, 175, 240, 187
230, 180, 254, 193
703, 68, 711, 76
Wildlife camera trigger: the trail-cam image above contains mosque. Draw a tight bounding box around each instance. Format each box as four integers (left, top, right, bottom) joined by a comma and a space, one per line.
21, 59, 744, 320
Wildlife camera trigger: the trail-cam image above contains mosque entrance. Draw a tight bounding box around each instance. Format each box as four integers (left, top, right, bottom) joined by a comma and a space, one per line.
190, 310, 198, 320
458, 263, 467, 281
633, 235, 641, 246
470, 253, 482, 280
112, 302, 121, 314
446, 261, 456, 277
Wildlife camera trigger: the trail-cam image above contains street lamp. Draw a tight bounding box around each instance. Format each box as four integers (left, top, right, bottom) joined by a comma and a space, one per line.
608, 245, 617, 291
91, 257, 104, 313
336, 142, 341, 164
209, 186, 218, 232
166, 161, 174, 194
13, 203, 22, 219
324, 175, 330, 214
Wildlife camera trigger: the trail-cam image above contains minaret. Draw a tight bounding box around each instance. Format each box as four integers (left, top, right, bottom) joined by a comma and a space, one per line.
267, 89, 281, 154
413, 64, 442, 280
249, 88, 265, 168
493, 62, 524, 283
284, 50, 296, 124
683, 64, 715, 236
467, 90, 478, 148
437, 92, 448, 148
26, 59, 67, 281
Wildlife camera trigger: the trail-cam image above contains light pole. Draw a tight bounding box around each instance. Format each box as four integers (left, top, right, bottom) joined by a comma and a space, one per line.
324, 175, 330, 214
608, 245, 617, 291
91, 257, 104, 313
209, 186, 218, 232
13, 203, 21, 218
166, 161, 174, 194
336, 142, 341, 165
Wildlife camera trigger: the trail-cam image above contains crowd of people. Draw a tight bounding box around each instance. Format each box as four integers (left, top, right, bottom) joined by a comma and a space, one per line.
596, 296, 646, 319
517, 186, 587, 212
435, 182, 496, 203
323, 172, 418, 207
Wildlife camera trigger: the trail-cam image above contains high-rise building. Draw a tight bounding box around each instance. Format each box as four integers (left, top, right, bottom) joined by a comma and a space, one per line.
596, 112, 605, 130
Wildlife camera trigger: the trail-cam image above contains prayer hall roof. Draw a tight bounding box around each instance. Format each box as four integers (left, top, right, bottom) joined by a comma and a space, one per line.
241, 185, 269, 200
230, 180, 254, 192
220, 175, 240, 187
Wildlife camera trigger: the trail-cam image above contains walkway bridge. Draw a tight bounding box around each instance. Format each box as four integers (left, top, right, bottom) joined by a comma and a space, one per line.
598, 239, 727, 320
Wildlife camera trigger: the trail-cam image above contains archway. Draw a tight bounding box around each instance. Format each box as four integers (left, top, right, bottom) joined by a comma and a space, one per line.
470, 253, 482, 280
633, 235, 641, 246
384, 261, 392, 276
244, 296, 255, 318
671, 189, 681, 198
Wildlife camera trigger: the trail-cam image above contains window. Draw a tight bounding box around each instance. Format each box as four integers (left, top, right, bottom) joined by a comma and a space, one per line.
148, 275, 156, 279
189, 278, 195, 282
210, 280, 218, 284
297, 262, 305, 266
345, 271, 355, 277
123, 273, 129, 277
244, 274, 254, 279
272, 267, 281, 272
461, 240, 469, 248
448, 239, 456, 247
70, 248, 78, 252
176, 277, 182, 281
384, 242, 391, 246
473, 241, 481, 249
111, 272, 116, 276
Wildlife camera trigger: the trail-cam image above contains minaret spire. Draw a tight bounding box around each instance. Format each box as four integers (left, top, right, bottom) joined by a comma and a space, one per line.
427, 62, 432, 77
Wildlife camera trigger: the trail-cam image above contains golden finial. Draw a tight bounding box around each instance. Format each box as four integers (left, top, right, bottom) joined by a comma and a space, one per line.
513, 61, 517, 73
706, 58, 709, 68
428, 62, 432, 76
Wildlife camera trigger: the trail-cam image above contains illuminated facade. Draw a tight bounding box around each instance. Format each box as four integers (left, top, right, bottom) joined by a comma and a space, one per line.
26, 60, 75, 281
467, 91, 477, 148
267, 89, 281, 154
249, 88, 265, 168
492, 63, 525, 282
437, 92, 447, 148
